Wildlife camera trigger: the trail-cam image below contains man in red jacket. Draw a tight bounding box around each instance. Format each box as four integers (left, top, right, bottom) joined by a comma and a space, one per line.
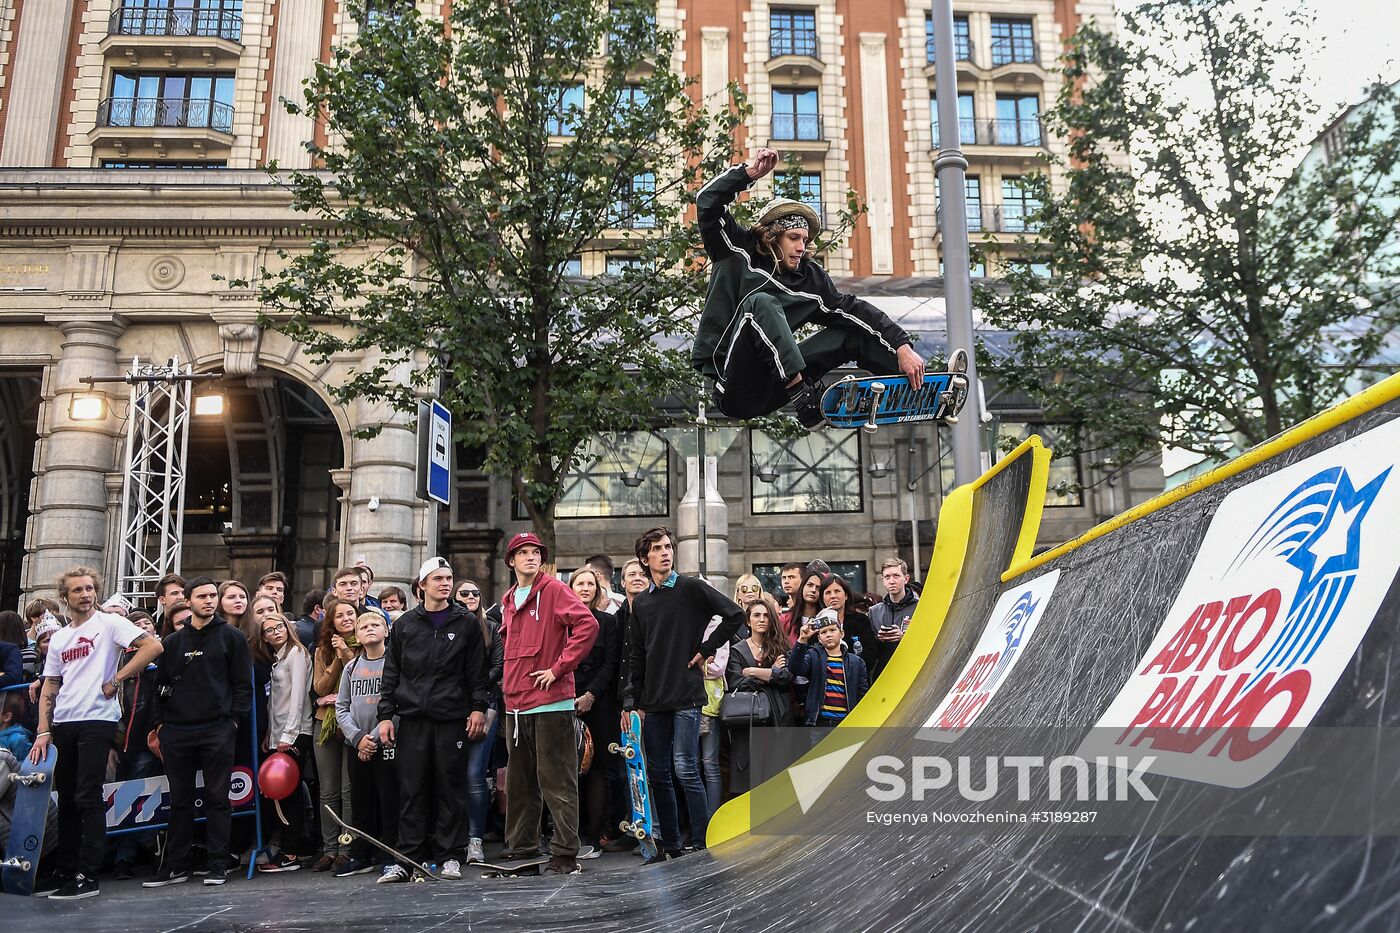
498, 532, 598, 875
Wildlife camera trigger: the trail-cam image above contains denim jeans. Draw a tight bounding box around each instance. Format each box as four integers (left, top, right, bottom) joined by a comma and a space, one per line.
465, 712, 500, 840
642, 707, 709, 850
699, 715, 723, 814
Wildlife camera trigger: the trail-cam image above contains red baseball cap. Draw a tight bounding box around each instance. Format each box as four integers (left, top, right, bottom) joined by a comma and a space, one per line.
505, 532, 548, 563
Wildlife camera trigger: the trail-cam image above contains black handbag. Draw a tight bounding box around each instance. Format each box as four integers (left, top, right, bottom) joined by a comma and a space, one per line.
720, 687, 774, 726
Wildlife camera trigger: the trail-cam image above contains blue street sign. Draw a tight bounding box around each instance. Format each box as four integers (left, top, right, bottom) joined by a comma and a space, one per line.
427, 400, 451, 506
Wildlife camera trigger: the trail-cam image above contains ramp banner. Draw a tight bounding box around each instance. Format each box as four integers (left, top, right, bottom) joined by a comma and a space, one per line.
1081, 418, 1400, 786
104, 766, 256, 831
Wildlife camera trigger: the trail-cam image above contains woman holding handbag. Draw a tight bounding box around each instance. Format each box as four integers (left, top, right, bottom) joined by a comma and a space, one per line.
723, 594, 792, 794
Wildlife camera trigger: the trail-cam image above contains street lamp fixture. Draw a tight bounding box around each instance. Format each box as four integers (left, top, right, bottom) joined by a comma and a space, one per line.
70, 393, 106, 422
755, 466, 779, 484
620, 468, 646, 488
193, 392, 225, 417
868, 459, 891, 479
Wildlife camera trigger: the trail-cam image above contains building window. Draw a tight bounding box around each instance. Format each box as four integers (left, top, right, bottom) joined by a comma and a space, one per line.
752, 561, 867, 595
610, 172, 656, 228
547, 85, 585, 136
1000, 177, 1041, 232
557, 256, 583, 277
996, 421, 1082, 506
101, 159, 228, 168
924, 14, 971, 63
772, 89, 820, 141
104, 71, 235, 131
939, 258, 987, 279
770, 8, 818, 58
751, 429, 863, 514
110, 0, 243, 41
994, 94, 1041, 146
607, 1, 657, 53
776, 171, 822, 218
606, 255, 643, 276
515, 431, 669, 519
1003, 259, 1051, 278
990, 17, 1035, 66
939, 175, 982, 232
930, 93, 976, 145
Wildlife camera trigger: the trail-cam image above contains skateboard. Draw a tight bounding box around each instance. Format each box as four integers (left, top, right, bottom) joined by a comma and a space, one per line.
821, 348, 970, 431
1, 746, 56, 897
609, 710, 660, 861
322, 804, 444, 881
474, 845, 594, 876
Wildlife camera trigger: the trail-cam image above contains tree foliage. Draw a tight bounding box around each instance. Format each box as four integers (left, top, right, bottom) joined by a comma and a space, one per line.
248, 0, 741, 553
978, 0, 1400, 476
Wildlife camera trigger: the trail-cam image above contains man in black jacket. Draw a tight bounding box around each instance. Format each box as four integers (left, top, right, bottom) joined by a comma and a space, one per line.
145, 576, 252, 887
622, 527, 743, 859
867, 557, 919, 681
376, 557, 489, 880
691, 147, 927, 427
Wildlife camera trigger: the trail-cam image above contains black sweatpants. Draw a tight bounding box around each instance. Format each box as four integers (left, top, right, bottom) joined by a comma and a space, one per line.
52, 720, 117, 878
714, 293, 901, 419
395, 717, 468, 863
162, 720, 237, 873
346, 742, 400, 866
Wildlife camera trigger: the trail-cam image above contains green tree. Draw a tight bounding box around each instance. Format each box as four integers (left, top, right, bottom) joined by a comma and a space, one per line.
248, 0, 740, 555
978, 0, 1400, 476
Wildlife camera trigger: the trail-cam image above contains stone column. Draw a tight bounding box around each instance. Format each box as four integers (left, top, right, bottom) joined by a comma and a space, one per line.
343, 397, 419, 594
676, 455, 729, 590
0, 0, 76, 167
859, 33, 896, 275
24, 315, 127, 599
263, 0, 327, 168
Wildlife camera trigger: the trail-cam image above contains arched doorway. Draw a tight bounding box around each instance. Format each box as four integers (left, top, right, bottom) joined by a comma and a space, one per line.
179, 369, 345, 598
0, 369, 40, 610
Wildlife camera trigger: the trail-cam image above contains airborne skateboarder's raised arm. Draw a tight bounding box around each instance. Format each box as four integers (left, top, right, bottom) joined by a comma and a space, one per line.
691, 146, 927, 427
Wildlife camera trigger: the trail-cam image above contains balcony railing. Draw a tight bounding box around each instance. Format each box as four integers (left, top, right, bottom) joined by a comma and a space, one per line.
98, 97, 235, 134
772, 113, 823, 142
937, 203, 1042, 234
990, 37, 1037, 66
770, 28, 819, 59
109, 6, 243, 42
924, 34, 972, 64
932, 117, 1044, 148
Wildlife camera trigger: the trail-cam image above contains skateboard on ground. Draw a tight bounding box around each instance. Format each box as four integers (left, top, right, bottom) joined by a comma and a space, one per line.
821, 348, 970, 431
474, 845, 594, 877
322, 804, 444, 881
1, 746, 56, 897
609, 710, 660, 861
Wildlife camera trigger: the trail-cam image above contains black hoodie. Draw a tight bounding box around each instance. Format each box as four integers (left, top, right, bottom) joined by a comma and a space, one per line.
153, 615, 253, 728
377, 602, 490, 722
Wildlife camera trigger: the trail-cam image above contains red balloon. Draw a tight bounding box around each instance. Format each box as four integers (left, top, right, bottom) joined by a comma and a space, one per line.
257, 751, 301, 801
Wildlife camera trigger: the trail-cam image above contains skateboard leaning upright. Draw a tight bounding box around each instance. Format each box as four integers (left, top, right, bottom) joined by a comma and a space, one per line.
821, 347, 970, 431
1, 747, 56, 897
609, 710, 660, 861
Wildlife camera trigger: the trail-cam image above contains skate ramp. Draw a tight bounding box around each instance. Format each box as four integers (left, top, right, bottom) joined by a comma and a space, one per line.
700, 371, 1400, 932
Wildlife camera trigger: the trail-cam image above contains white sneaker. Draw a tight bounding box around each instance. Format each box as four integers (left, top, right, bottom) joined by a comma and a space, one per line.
377, 864, 410, 884
440, 858, 462, 880
466, 839, 485, 864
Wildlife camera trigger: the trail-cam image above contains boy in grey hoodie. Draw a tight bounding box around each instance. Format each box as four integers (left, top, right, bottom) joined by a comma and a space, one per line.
335, 612, 401, 880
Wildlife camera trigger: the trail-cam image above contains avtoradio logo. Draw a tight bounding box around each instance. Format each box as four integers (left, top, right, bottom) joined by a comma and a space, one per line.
988, 590, 1039, 686
1083, 421, 1400, 787
1231, 465, 1390, 679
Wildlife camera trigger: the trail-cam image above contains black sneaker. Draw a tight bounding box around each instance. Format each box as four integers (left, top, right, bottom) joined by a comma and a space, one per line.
788, 377, 825, 428
143, 866, 190, 888
333, 857, 375, 877
33, 870, 73, 897
49, 873, 100, 900
113, 859, 135, 881
203, 868, 230, 886
258, 851, 301, 873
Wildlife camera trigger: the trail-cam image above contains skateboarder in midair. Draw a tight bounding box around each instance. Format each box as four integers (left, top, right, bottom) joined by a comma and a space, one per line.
693, 147, 928, 427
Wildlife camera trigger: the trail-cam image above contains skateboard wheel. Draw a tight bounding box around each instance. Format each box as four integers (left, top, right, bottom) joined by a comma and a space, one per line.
622, 747, 636, 760
607, 743, 622, 754
632, 828, 646, 840
619, 820, 632, 833
339, 832, 354, 846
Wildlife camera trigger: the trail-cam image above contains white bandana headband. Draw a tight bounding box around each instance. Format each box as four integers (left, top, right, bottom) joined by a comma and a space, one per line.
775, 214, 810, 231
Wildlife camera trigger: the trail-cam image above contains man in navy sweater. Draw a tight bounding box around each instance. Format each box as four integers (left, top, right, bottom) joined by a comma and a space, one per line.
622, 526, 744, 860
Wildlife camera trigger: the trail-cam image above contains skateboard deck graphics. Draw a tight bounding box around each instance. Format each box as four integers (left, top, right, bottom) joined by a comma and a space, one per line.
2, 747, 56, 897
611, 710, 661, 860
820, 349, 970, 430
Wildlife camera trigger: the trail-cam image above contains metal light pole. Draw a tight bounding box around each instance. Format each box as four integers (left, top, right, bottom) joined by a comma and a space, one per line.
931, 0, 983, 485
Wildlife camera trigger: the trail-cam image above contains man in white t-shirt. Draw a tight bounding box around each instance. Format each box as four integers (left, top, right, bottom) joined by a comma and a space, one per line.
30, 566, 163, 901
